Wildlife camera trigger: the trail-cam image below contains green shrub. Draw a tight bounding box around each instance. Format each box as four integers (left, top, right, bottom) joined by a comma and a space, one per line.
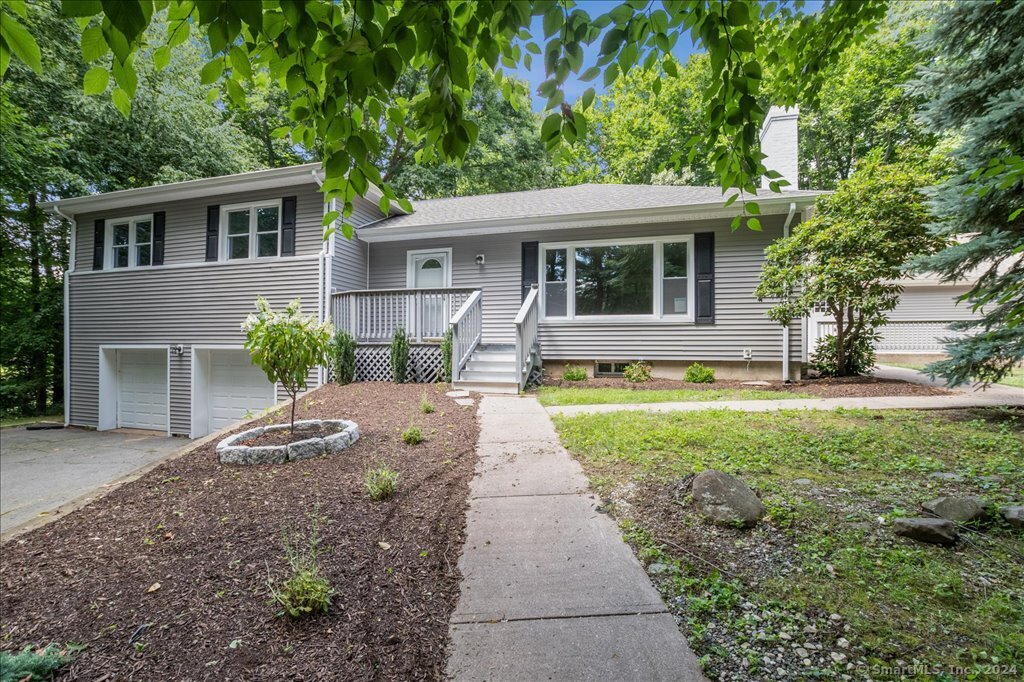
623, 361, 653, 383
420, 394, 435, 414
267, 513, 334, 619
332, 330, 357, 385
390, 328, 410, 383
440, 328, 453, 382
365, 465, 400, 500
562, 364, 588, 382
684, 362, 716, 383
401, 425, 424, 445
812, 333, 877, 377
0, 645, 71, 682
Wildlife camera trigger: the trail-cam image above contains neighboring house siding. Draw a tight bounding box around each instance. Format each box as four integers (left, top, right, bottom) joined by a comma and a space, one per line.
889, 285, 976, 321
67, 258, 319, 434
74, 184, 327, 270
367, 214, 803, 364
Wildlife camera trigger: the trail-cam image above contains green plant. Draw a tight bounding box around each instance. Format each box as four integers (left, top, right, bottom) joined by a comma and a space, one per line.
623, 361, 653, 383
562, 364, 588, 382
365, 465, 400, 500
242, 297, 333, 433
402, 425, 424, 445
812, 333, 877, 377
332, 330, 357, 385
684, 362, 716, 384
0, 645, 72, 682
390, 328, 410, 383
420, 394, 435, 414
267, 512, 334, 619
440, 328, 453, 382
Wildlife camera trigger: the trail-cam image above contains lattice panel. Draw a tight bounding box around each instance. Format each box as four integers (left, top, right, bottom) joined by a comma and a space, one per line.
326, 344, 444, 383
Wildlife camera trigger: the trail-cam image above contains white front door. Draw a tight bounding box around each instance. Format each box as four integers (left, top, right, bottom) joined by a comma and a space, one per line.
207, 350, 276, 433
116, 349, 168, 430
407, 250, 452, 338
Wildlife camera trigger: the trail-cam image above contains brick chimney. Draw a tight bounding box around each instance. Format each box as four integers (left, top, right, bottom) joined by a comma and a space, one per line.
760, 106, 799, 190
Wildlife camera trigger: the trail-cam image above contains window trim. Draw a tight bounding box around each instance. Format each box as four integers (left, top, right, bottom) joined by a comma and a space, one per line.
539, 234, 695, 323
219, 199, 283, 261
104, 214, 154, 270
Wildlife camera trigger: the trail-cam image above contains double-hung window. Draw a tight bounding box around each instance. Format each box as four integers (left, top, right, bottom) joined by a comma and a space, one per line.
107, 215, 153, 269
540, 235, 695, 322
221, 201, 282, 260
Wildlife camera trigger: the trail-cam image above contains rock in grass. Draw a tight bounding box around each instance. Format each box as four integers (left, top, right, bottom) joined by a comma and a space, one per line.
893, 517, 958, 546
1001, 506, 1024, 529
692, 470, 765, 528
922, 496, 986, 524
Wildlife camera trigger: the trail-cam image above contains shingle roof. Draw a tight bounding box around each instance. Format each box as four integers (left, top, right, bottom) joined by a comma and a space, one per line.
366, 183, 822, 231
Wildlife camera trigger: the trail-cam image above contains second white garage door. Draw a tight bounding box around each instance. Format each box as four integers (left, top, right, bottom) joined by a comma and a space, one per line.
208, 350, 276, 434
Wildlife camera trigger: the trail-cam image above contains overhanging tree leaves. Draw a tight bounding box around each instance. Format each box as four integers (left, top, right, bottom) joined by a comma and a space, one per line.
755, 153, 944, 376
909, 0, 1024, 387
2, 0, 886, 234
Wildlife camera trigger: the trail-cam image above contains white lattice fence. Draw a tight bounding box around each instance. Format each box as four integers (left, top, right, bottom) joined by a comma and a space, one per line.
326, 344, 445, 383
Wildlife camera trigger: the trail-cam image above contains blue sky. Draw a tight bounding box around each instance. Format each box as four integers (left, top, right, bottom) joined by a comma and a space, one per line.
511, 0, 824, 110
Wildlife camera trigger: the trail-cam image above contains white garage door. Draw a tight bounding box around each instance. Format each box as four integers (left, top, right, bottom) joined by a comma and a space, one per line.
208, 350, 275, 433
117, 349, 168, 430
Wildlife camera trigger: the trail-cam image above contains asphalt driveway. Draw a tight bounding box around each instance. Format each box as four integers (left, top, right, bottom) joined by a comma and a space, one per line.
0, 426, 186, 536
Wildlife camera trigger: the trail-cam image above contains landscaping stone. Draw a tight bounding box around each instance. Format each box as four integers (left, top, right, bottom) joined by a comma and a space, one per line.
216, 419, 359, 465
893, 517, 958, 545
793, 478, 813, 486
927, 472, 963, 482
691, 469, 765, 528
741, 381, 771, 387
922, 495, 986, 524
1001, 506, 1024, 529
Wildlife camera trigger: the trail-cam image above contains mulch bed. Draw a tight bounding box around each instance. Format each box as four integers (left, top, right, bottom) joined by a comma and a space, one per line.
246, 423, 345, 447
541, 374, 950, 398
0, 382, 479, 681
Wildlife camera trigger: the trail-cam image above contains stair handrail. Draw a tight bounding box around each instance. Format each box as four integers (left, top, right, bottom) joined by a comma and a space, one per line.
514, 284, 540, 391
450, 290, 483, 383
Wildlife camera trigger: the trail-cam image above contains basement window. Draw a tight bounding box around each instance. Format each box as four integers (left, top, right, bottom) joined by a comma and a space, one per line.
595, 362, 633, 377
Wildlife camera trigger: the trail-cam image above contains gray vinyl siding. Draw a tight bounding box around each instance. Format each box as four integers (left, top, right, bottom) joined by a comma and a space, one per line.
889, 285, 977, 321
67, 258, 319, 435
74, 183, 327, 270
330, 196, 381, 291
367, 214, 802, 363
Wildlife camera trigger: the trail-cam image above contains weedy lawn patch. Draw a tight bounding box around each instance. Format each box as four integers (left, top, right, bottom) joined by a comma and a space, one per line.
553, 408, 1024, 680
537, 386, 810, 406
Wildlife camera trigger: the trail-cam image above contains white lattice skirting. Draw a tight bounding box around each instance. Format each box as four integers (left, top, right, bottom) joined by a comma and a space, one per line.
814, 320, 966, 354
326, 344, 445, 383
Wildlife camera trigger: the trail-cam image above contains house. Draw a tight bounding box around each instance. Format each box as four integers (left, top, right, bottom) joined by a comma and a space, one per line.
44, 109, 978, 439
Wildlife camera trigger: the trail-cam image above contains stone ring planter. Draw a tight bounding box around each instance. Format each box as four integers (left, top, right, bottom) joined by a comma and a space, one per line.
217, 419, 360, 465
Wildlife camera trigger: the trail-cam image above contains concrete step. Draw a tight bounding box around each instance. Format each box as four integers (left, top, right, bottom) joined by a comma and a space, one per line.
465, 360, 517, 372
460, 369, 519, 383
453, 380, 520, 395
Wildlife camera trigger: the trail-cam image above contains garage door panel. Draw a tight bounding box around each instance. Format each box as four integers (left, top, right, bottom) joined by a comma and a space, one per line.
116, 350, 168, 430
207, 350, 275, 432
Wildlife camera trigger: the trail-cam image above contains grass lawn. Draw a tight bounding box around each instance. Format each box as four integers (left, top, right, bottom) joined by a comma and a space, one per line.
883, 362, 1024, 389
553, 407, 1024, 680
537, 386, 808, 406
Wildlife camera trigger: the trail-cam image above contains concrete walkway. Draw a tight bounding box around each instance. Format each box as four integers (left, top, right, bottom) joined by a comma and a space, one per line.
873, 364, 1024, 402
447, 395, 705, 681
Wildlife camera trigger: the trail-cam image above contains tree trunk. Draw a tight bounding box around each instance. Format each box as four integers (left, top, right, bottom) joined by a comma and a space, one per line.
834, 305, 847, 376
28, 193, 47, 413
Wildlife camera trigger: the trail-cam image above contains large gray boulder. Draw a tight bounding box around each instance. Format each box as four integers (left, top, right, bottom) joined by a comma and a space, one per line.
922, 496, 986, 524
1001, 506, 1024, 530
893, 518, 958, 546
691, 470, 765, 528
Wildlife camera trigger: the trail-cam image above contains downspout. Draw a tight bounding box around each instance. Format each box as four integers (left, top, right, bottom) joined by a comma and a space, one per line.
313, 168, 330, 386
53, 203, 75, 426
781, 202, 797, 382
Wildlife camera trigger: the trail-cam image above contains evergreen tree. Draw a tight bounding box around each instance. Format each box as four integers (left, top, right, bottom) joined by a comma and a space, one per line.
910, 0, 1024, 386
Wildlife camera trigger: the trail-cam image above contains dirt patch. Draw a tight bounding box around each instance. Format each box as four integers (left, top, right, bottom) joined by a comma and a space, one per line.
0, 382, 479, 681
244, 423, 346, 447
542, 374, 950, 398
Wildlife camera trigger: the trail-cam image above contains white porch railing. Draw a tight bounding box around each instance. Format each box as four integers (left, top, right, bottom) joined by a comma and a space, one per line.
450, 290, 483, 382
332, 288, 476, 343
514, 284, 540, 391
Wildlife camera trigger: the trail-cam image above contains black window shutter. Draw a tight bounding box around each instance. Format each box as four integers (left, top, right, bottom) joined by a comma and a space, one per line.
521, 241, 539, 302
152, 211, 166, 265
92, 219, 105, 270
695, 232, 715, 324
281, 195, 297, 256
205, 205, 220, 261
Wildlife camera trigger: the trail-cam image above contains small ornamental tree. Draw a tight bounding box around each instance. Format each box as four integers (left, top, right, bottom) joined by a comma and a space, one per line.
242, 297, 333, 433
755, 154, 944, 376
